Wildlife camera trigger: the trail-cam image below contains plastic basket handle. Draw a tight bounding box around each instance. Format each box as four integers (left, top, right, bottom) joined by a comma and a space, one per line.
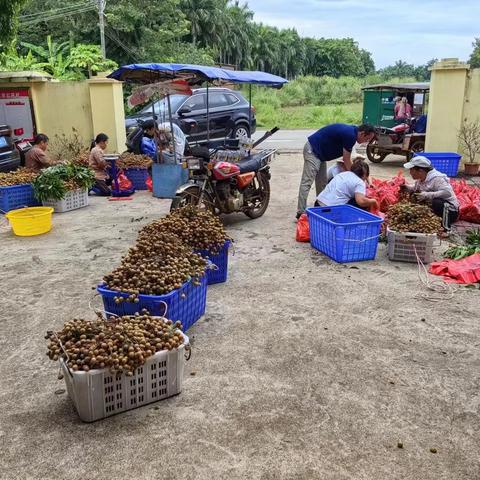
403, 234, 442, 247
153, 300, 168, 317
52, 332, 74, 378
89, 293, 120, 319
343, 234, 382, 243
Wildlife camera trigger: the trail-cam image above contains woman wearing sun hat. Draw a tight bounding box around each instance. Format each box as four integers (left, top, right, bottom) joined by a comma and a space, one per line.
402, 156, 459, 229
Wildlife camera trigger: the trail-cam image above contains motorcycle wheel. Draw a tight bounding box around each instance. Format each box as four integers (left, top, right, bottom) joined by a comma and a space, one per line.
244, 171, 270, 219
406, 140, 425, 160
170, 187, 215, 213
366, 141, 388, 163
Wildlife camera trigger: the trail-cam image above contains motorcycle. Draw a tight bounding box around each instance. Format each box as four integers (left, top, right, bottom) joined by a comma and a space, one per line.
366, 117, 425, 163
170, 127, 278, 219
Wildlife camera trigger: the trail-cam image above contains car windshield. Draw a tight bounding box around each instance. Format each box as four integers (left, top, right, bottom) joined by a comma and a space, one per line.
140, 95, 188, 117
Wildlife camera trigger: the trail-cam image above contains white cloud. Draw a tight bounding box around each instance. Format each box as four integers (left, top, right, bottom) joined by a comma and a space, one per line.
245, 0, 479, 67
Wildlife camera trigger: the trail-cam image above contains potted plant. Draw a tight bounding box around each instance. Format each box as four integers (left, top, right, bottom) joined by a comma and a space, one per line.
458, 119, 480, 175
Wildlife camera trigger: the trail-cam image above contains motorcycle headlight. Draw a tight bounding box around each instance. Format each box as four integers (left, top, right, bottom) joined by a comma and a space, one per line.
187, 158, 201, 170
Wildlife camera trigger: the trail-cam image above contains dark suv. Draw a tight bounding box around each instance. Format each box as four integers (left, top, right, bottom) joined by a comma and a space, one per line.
0, 125, 20, 172
125, 87, 256, 143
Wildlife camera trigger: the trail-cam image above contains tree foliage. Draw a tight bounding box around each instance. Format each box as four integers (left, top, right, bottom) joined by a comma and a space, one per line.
1, 0, 451, 83
469, 38, 480, 69
10, 0, 375, 79
0, 36, 117, 80
0, 0, 27, 43
69, 45, 118, 78
378, 59, 437, 81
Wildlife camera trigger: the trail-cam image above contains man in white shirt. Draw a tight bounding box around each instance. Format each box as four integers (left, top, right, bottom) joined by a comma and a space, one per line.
317, 160, 378, 210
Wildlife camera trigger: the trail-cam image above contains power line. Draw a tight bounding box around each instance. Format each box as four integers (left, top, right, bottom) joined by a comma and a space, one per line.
19, 4, 96, 26
20, 2, 92, 19
104, 26, 140, 63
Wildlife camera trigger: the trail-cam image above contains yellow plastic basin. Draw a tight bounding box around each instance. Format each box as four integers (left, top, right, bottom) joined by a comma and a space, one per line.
5, 207, 54, 236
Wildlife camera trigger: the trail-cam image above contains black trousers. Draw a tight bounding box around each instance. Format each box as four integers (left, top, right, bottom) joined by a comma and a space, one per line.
431, 198, 459, 229
93, 179, 111, 196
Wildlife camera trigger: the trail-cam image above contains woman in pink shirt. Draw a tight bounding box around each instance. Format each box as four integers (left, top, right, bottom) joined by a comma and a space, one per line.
394, 97, 412, 121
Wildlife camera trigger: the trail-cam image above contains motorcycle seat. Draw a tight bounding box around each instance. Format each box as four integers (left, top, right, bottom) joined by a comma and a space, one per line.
380, 127, 396, 135
237, 154, 268, 174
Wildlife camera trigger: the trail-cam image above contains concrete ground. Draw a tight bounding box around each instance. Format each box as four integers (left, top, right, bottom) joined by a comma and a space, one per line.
1, 153, 479, 480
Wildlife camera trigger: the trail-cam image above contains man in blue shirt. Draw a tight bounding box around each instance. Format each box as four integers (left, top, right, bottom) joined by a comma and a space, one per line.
296, 123, 375, 218
141, 119, 158, 160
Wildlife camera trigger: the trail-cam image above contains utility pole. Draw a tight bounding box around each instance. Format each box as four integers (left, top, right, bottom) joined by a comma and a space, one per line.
97, 0, 106, 59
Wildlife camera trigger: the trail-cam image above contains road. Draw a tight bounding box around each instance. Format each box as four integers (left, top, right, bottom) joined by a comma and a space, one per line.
253, 129, 313, 150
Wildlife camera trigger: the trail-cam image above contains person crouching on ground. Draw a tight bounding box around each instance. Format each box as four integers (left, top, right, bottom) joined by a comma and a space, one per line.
89, 133, 111, 196
401, 156, 459, 229
316, 160, 378, 211
296, 123, 376, 219
25, 134, 55, 171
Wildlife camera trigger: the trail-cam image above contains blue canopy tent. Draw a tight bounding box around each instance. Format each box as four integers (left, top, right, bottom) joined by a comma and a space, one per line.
108, 63, 288, 154
107, 63, 288, 88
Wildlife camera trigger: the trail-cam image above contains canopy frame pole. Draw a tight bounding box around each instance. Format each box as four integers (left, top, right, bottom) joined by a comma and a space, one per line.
248, 84, 252, 140
151, 97, 159, 163
206, 82, 210, 143
167, 93, 177, 164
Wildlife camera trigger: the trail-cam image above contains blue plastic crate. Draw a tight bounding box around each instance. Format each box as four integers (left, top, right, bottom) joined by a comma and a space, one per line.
306, 205, 383, 263
152, 163, 189, 199
124, 168, 149, 190
414, 152, 461, 177
0, 184, 40, 213
97, 274, 207, 331
196, 240, 231, 285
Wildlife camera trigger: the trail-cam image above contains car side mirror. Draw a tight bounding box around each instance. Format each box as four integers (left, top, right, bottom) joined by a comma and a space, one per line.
178, 106, 192, 116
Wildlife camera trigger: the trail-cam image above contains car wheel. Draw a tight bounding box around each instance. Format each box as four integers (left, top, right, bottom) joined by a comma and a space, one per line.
232, 124, 250, 139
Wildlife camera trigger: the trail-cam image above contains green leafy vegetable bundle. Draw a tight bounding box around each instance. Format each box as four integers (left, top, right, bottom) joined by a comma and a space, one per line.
444, 229, 480, 260
32, 162, 95, 201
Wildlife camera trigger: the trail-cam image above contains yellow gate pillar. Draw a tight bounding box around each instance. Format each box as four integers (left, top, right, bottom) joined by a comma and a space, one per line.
425, 59, 469, 152
88, 78, 126, 153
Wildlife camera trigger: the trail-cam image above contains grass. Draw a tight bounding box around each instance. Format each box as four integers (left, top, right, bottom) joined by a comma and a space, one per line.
244, 74, 416, 130
255, 103, 363, 129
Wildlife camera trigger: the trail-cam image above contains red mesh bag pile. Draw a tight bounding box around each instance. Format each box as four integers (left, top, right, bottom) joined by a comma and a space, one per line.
450, 179, 480, 224
367, 172, 405, 213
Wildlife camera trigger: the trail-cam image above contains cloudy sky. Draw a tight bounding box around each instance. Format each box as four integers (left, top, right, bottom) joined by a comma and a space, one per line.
246, 0, 479, 68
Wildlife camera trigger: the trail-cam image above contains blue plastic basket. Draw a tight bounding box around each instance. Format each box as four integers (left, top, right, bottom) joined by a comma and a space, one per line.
306, 205, 383, 263
414, 152, 461, 177
97, 274, 207, 331
196, 240, 231, 285
152, 163, 189, 199
0, 184, 41, 213
124, 168, 149, 190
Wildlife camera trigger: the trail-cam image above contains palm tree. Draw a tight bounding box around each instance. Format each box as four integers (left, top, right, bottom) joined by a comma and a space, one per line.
220, 1, 253, 67
181, 0, 226, 47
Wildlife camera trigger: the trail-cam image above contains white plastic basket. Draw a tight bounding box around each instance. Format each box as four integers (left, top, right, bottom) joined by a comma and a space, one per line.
387, 228, 436, 263
60, 331, 189, 422
43, 188, 88, 213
